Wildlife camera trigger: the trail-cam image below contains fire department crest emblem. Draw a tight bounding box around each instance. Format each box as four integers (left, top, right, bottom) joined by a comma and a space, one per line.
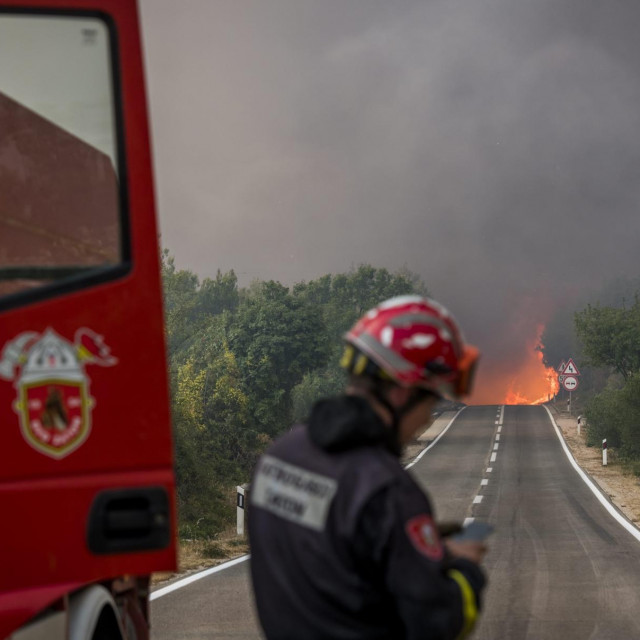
0, 328, 116, 459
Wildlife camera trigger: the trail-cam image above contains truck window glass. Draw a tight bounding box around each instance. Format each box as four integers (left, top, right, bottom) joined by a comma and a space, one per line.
0, 13, 124, 302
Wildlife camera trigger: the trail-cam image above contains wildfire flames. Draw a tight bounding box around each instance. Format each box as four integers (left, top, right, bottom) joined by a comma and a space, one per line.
503, 348, 560, 405
471, 323, 560, 405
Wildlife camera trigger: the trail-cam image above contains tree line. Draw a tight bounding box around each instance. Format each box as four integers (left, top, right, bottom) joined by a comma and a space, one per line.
164, 253, 640, 538
161, 250, 429, 538
539, 277, 640, 470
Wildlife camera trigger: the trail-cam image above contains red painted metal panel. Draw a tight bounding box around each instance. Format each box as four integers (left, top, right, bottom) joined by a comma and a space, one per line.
0, 1, 177, 635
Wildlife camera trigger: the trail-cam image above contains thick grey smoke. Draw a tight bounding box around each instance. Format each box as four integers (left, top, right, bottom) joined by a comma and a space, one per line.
140, 0, 640, 402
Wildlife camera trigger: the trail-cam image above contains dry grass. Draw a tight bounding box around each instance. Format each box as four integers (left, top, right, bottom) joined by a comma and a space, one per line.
152, 529, 250, 586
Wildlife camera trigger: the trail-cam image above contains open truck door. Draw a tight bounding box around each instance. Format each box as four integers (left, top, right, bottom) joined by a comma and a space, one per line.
0, 1, 177, 638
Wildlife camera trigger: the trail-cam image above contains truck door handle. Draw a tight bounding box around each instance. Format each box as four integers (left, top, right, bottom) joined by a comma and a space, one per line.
87, 487, 171, 554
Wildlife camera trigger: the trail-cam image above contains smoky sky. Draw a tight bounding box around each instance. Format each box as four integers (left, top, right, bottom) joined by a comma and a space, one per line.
139, 0, 640, 402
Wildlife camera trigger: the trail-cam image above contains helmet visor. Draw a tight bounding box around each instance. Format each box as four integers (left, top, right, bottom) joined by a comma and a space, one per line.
455, 345, 480, 398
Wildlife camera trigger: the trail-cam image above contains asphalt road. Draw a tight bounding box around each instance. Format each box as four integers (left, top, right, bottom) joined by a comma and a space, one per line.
150, 557, 262, 639
472, 405, 640, 639
151, 405, 640, 639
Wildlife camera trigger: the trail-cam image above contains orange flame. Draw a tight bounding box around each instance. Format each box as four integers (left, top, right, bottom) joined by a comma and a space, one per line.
503, 349, 560, 405
501, 326, 560, 405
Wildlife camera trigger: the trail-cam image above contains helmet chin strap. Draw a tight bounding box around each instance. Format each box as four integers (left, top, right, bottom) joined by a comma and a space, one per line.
365, 387, 401, 452
369, 387, 429, 449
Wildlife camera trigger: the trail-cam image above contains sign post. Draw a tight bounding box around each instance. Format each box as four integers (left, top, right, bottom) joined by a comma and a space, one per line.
562, 377, 578, 415
559, 360, 581, 416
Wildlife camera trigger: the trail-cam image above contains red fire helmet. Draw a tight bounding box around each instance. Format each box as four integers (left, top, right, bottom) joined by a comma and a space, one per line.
342, 295, 480, 399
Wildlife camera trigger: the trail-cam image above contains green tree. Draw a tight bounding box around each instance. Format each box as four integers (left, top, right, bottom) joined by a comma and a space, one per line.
198, 269, 239, 317
161, 254, 434, 538
616, 373, 640, 460
585, 373, 640, 461
291, 368, 346, 423
161, 250, 200, 359
161, 250, 239, 361
229, 281, 330, 436
584, 385, 624, 449
202, 343, 255, 474
292, 265, 429, 417
575, 298, 640, 381
171, 355, 233, 537
577, 294, 640, 464
294, 264, 428, 356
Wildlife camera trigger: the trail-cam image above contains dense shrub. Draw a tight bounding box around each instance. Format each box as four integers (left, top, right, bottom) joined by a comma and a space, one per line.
616, 374, 640, 460
585, 373, 640, 459
584, 387, 624, 449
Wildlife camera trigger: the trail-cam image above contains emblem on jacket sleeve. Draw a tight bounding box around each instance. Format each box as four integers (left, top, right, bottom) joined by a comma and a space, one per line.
405, 514, 444, 561
0, 328, 117, 459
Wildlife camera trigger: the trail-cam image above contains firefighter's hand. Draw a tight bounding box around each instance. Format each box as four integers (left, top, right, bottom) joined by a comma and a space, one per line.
444, 539, 487, 565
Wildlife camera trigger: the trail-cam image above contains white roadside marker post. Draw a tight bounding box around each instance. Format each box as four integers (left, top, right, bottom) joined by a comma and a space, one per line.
602, 439, 607, 467
237, 484, 250, 536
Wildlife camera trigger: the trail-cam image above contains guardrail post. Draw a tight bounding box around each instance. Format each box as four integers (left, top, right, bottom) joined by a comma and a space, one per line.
602, 439, 607, 466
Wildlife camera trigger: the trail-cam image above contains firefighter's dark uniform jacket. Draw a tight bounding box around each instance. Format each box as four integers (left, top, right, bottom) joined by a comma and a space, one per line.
249, 395, 486, 640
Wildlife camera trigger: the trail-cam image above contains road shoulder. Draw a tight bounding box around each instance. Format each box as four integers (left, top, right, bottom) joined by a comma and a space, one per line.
402, 410, 458, 465
551, 407, 640, 530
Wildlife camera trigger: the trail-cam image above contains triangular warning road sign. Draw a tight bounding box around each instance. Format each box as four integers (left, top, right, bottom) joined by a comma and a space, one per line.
562, 358, 580, 376
557, 361, 566, 373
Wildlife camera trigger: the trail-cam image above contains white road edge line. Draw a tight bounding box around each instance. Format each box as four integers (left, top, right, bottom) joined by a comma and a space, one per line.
543, 405, 640, 544
473, 495, 483, 504
481, 479, 489, 486
486, 467, 493, 473
490, 453, 497, 462
155, 407, 468, 599
463, 517, 475, 526
405, 407, 467, 470
151, 555, 251, 600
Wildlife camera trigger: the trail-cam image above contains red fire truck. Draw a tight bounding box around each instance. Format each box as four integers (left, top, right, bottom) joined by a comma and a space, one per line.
0, 1, 177, 638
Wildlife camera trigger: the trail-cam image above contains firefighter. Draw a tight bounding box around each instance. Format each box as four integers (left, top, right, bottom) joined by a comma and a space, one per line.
249, 295, 485, 639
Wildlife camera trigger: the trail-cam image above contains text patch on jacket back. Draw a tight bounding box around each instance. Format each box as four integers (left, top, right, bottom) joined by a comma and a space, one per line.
252, 455, 338, 531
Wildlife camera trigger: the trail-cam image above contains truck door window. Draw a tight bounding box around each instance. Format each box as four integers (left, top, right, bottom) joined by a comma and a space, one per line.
0, 12, 126, 306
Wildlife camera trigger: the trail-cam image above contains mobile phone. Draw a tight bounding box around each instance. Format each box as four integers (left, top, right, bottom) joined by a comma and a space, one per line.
450, 521, 494, 542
